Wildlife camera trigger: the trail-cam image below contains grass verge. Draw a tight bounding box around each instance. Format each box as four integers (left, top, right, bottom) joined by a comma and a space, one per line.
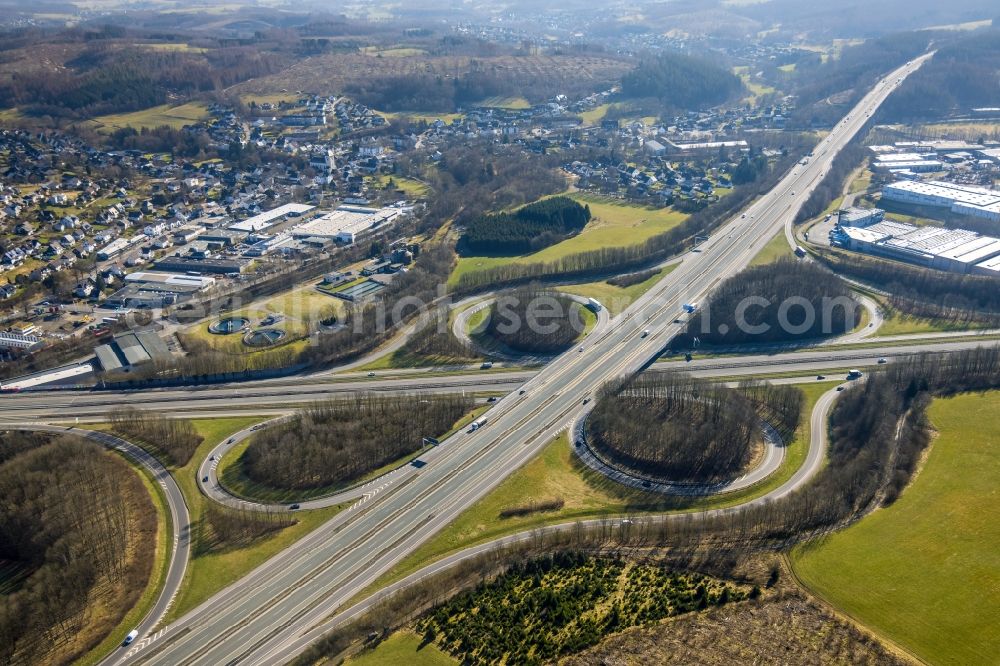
165, 416, 346, 621
345, 630, 456, 665
556, 265, 677, 316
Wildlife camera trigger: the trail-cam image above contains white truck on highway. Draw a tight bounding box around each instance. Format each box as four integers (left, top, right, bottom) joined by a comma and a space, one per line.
468, 417, 487, 433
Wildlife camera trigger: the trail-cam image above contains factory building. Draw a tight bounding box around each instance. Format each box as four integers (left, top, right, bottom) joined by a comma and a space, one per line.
227, 203, 315, 233
94, 331, 172, 373
291, 205, 402, 245
838, 207, 884, 228
881, 180, 1000, 223
832, 218, 1000, 276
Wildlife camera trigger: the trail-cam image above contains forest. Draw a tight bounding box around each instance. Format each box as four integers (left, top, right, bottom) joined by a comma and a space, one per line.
785, 30, 934, 128
415, 553, 749, 666
880, 27, 1000, 122
621, 52, 743, 111
0, 42, 287, 119
0, 432, 155, 666
108, 406, 204, 467
675, 259, 860, 347
459, 197, 592, 256
486, 287, 587, 354
240, 393, 473, 491
587, 373, 760, 483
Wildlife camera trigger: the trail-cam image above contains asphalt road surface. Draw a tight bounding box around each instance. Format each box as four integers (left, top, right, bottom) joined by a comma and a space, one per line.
88, 56, 931, 666
265, 381, 848, 658
0, 56, 936, 666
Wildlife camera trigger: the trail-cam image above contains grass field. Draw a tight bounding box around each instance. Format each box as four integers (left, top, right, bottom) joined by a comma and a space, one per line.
360, 46, 429, 58
749, 229, 791, 266
346, 630, 455, 666
356, 382, 833, 602
373, 174, 431, 196
87, 102, 210, 133
476, 96, 531, 109
165, 417, 347, 621
875, 302, 988, 337
377, 110, 464, 124
450, 194, 687, 286
556, 265, 676, 316
792, 391, 1000, 665
180, 284, 341, 355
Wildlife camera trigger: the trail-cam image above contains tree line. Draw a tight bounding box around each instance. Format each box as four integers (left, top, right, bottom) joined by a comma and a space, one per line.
0, 432, 155, 666
241, 393, 473, 491
816, 247, 1000, 323
486, 288, 586, 354
587, 373, 760, 483
460, 197, 592, 256
0, 42, 288, 119
795, 140, 869, 224
108, 406, 204, 467
675, 259, 859, 347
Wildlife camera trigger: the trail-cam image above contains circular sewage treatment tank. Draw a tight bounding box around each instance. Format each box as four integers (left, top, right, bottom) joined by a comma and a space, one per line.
209, 317, 250, 335
243, 328, 286, 348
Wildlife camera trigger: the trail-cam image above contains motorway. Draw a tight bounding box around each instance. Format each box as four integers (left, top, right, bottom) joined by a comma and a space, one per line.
98, 56, 931, 666
1, 335, 994, 422
0, 56, 935, 665
275, 383, 845, 657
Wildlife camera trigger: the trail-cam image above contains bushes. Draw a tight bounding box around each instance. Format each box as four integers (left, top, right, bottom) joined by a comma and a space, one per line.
459, 196, 592, 255
486, 288, 587, 354
413, 553, 749, 666
606, 268, 659, 288
241, 394, 473, 491
587, 373, 760, 483
108, 406, 204, 467
675, 259, 859, 347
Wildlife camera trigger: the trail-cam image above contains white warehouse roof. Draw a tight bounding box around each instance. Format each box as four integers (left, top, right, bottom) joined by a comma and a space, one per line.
228, 203, 315, 232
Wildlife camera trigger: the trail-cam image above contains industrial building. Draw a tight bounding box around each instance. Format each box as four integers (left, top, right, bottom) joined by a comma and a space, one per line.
832, 219, 1000, 276
0, 331, 43, 350
106, 270, 217, 309
227, 203, 315, 233
291, 205, 402, 244
881, 180, 1000, 223
838, 207, 884, 227
94, 331, 172, 373
153, 256, 245, 275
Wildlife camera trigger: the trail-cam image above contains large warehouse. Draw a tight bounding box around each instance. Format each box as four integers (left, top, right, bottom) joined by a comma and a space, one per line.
832, 219, 1000, 276
291, 205, 402, 244
94, 331, 172, 373
881, 180, 1000, 223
